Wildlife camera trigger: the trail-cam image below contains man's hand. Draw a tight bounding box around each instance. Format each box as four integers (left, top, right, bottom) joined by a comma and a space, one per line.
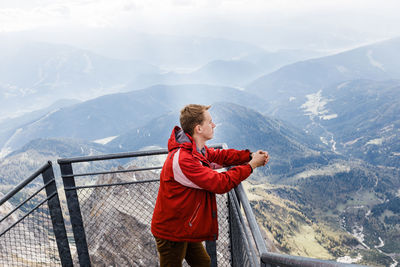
249, 150, 269, 170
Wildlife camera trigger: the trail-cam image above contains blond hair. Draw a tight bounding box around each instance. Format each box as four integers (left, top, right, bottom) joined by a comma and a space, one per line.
180, 104, 211, 136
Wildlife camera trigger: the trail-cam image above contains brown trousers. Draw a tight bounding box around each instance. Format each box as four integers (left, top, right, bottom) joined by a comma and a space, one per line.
154, 237, 211, 267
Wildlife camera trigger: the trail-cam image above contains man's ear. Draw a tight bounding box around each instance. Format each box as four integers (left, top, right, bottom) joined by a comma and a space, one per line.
194, 124, 202, 134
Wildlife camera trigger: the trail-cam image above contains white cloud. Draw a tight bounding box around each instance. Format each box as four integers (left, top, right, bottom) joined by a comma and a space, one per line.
1, 0, 400, 50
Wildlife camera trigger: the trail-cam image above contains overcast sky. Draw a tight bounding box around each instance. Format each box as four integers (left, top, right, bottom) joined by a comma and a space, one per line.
1, 0, 400, 51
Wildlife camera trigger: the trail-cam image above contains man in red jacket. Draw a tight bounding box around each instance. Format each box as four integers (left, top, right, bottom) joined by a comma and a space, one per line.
151, 104, 269, 267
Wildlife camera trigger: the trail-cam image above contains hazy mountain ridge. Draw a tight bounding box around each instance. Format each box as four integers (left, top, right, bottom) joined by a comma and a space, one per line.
271, 79, 400, 167
129, 59, 263, 89
127, 49, 325, 89
247, 37, 400, 103
0, 36, 325, 120
0, 99, 80, 157
0, 84, 265, 153
245, 37, 400, 169
319, 80, 400, 167
108, 102, 335, 179
0, 41, 159, 119
0, 138, 113, 191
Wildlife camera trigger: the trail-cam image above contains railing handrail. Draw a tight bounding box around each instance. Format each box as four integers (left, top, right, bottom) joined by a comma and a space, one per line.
0, 161, 52, 206
57, 149, 169, 164
57, 143, 226, 164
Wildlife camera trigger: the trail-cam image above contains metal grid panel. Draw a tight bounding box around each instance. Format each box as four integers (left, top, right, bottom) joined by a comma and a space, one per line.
215, 193, 231, 267
75, 179, 233, 266
229, 192, 254, 267
76, 180, 160, 266
0, 197, 61, 267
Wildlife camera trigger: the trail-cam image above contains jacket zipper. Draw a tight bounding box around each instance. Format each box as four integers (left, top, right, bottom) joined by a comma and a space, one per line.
189, 202, 201, 227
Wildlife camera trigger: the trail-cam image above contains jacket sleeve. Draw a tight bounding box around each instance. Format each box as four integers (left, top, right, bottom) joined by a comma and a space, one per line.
176, 150, 252, 194
206, 148, 251, 167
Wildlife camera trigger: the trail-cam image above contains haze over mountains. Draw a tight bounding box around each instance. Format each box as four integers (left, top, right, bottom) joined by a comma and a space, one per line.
248, 37, 400, 104
0, 84, 267, 155
0, 41, 159, 119
1, 35, 400, 266
0, 35, 324, 119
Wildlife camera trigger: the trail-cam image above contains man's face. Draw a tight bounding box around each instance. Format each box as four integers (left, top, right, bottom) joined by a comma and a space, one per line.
199, 110, 216, 140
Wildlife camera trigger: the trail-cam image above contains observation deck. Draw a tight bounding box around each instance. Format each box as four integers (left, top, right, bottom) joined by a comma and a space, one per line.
0, 145, 364, 266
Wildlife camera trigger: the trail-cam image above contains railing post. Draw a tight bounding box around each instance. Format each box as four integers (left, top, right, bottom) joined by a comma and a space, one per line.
235, 184, 268, 253
228, 192, 236, 266
59, 162, 91, 266
206, 240, 218, 267
42, 161, 73, 267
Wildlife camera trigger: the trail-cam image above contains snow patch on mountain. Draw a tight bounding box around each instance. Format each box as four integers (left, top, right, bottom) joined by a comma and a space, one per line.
344, 137, 363, 147
337, 81, 350, 89
301, 90, 338, 120
367, 50, 385, 71
293, 163, 350, 180
320, 136, 337, 152
0, 128, 23, 158
0, 147, 12, 158
93, 136, 118, 145
336, 65, 349, 73
365, 138, 384, 146
337, 254, 362, 264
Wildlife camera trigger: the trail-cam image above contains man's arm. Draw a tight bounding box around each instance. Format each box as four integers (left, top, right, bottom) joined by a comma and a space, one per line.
206, 148, 252, 167
175, 149, 268, 194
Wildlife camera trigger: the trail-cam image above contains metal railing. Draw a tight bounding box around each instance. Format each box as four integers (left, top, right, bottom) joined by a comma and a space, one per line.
57, 145, 235, 266
0, 146, 367, 266
0, 161, 72, 266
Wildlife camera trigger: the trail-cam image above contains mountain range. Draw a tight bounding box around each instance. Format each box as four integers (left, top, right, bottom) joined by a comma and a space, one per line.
305, 79, 400, 167
0, 41, 159, 119
108, 102, 332, 179
0, 84, 266, 154
245, 37, 400, 169
1, 100, 398, 266
1, 36, 400, 266
0, 35, 324, 119
247, 37, 400, 105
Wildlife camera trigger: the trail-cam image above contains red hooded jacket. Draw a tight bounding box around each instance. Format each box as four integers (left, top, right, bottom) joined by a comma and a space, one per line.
151, 126, 253, 242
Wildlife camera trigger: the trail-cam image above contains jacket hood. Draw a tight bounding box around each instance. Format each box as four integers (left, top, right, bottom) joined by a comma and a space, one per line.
168, 126, 193, 152
167, 126, 208, 158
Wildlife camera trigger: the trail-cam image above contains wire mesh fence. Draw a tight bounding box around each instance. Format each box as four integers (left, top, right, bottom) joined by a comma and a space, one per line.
71, 168, 233, 267
229, 191, 257, 267
0, 162, 72, 267
76, 180, 159, 266
0, 196, 62, 267
215, 193, 232, 266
